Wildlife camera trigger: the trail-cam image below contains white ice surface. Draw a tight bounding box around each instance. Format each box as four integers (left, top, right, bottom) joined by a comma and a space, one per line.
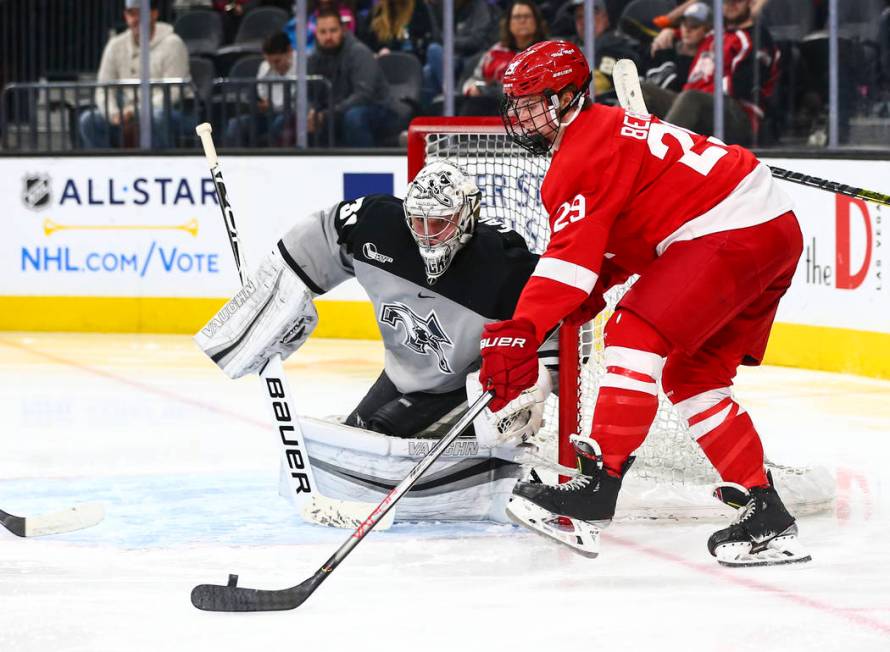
1, 333, 889, 652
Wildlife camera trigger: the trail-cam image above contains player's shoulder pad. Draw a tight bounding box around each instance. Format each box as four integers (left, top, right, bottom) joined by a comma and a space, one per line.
458, 219, 538, 320
332, 194, 404, 247
475, 217, 532, 252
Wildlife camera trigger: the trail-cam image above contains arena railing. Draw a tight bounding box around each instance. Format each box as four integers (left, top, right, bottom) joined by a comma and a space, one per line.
0, 79, 202, 152
0, 77, 337, 152
211, 77, 335, 149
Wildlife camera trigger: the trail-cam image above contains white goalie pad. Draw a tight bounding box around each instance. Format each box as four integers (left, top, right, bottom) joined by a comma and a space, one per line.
195, 249, 318, 378
466, 361, 552, 448
279, 416, 527, 523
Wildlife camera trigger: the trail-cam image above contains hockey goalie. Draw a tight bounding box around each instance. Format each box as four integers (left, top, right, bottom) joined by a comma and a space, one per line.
196, 160, 556, 523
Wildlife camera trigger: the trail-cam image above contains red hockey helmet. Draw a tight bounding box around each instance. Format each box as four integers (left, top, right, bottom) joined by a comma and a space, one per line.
500, 40, 591, 155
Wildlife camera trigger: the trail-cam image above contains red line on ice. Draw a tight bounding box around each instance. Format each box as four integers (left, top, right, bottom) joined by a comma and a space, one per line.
0, 336, 269, 431
603, 532, 890, 638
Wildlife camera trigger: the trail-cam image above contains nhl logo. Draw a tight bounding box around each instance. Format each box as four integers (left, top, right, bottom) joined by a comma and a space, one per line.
22, 173, 52, 211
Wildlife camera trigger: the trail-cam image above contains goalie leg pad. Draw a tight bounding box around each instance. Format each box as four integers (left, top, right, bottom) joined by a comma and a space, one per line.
195, 248, 317, 378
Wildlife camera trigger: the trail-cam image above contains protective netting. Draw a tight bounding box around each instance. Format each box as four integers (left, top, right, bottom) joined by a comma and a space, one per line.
419, 125, 834, 518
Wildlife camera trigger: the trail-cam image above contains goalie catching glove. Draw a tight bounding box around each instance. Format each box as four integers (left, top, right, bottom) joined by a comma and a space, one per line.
195, 248, 318, 378
467, 360, 551, 448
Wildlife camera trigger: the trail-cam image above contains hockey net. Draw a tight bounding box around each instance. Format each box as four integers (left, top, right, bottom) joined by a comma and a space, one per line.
408, 117, 834, 520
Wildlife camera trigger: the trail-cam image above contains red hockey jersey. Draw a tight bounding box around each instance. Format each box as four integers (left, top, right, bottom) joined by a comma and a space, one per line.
513, 103, 793, 343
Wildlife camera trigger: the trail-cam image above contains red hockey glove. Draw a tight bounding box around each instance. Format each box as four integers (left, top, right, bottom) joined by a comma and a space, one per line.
479, 318, 539, 412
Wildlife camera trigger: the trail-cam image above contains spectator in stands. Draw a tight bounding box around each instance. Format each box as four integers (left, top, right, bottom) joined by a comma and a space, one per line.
287, 0, 357, 53
307, 7, 401, 146
225, 31, 295, 146
644, 1, 710, 92
80, 0, 194, 149
422, 0, 498, 108
571, 0, 642, 97
651, 0, 767, 30
359, 0, 437, 60
459, 0, 547, 115
641, 0, 779, 146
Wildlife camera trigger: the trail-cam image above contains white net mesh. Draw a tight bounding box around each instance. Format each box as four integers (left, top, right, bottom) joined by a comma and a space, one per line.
418, 124, 834, 519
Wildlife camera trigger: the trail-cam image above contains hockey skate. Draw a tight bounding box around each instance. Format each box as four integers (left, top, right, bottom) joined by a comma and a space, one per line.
506, 435, 633, 558
709, 474, 812, 567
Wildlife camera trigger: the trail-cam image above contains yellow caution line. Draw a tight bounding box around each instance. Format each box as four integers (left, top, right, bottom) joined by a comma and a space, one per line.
1, 296, 889, 379
43, 217, 199, 237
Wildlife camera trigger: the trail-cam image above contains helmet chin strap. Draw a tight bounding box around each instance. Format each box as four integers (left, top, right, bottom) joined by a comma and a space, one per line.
549, 92, 585, 151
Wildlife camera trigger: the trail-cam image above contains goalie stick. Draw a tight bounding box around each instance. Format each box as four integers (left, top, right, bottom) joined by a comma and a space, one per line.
191, 391, 492, 612
195, 123, 394, 532
611, 59, 890, 208
0, 503, 104, 537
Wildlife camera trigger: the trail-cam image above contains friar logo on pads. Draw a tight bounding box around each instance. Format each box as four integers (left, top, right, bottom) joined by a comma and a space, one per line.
380, 302, 454, 373
22, 173, 52, 211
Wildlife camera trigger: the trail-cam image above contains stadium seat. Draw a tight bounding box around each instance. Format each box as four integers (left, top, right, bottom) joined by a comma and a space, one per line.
174, 8, 224, 57
215, 6, 289, 74
378, 52, 422, 124
760, 0, 814, 43
227, 54, 264, 80
189, 56, 216, 105
618, 0, 674, 43
838, 0, 884, 42
758, 0, 816, 145
232, 6, 289, 46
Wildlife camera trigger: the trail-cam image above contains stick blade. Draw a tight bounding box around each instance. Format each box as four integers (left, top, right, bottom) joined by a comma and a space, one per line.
17, 503, 105, 537
191, 573, 322, 612
300, 494, 395, 531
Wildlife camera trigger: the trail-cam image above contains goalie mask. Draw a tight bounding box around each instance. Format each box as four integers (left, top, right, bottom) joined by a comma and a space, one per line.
404, 161, 481, 284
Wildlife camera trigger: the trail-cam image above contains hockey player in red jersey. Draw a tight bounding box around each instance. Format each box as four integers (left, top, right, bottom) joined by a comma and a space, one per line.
479, 40, 811, 566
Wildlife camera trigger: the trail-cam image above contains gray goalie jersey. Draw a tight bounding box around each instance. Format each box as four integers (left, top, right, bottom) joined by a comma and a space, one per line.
277, 194, 553, 395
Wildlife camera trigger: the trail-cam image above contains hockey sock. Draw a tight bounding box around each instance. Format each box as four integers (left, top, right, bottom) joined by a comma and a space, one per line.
676, 389, 769, 488
594, 310, 668, 477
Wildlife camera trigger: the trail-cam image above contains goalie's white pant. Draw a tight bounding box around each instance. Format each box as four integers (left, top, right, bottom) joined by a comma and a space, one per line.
278, 416, 525, 523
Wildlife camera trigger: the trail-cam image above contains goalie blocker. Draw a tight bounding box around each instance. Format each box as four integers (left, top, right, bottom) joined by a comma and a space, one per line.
195, 248, 318, 379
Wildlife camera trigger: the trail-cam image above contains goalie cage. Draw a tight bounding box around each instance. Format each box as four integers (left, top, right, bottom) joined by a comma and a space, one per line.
407, 117, 835, 520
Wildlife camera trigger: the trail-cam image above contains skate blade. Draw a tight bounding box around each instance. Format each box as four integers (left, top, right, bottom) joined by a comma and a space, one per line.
716, 527, 813, 567
505, 495, 605, 558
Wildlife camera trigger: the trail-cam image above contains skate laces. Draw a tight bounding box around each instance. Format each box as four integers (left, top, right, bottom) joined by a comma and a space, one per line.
554, 474, 592, 491
731, 495, 756, 525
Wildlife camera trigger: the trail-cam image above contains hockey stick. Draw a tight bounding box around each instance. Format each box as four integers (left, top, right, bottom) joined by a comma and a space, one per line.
0, 503, 104, 537
191, 391, 492, 612
611, 59, 890, 208
194, 123, 394, 531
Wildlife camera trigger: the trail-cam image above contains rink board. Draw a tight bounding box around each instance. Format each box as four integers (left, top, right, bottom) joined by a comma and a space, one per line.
1, 153, 889, 378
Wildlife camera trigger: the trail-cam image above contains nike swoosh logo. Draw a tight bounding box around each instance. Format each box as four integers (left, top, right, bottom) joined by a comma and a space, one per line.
417, 291, 435, 299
